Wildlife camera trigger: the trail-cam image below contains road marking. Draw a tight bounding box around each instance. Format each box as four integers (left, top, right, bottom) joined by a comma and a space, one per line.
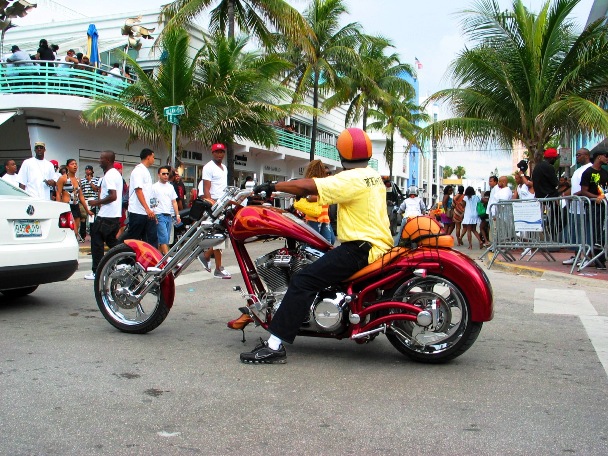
534, 288, 607, 377
579, 316, 608, 377
533, 288, 597, 316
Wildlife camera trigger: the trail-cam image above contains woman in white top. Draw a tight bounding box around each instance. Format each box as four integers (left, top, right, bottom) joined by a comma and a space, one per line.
461, 186, 484, 249
514, 172, 535, 199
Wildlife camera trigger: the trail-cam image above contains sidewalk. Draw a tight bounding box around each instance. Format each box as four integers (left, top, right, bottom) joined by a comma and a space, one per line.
458, 243, 608, 283
79, 238, 608, 283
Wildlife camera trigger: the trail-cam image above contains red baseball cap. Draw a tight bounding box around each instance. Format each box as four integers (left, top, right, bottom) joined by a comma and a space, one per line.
113, 162, 123, 170
543, 148, 558, 158
211, 143, 226, 152
50, 160, 59, 167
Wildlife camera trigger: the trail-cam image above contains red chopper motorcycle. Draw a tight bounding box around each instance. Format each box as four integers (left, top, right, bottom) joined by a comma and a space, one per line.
94, 187, 493, 363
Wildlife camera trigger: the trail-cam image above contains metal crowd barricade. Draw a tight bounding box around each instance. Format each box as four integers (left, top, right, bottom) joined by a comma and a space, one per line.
480, 195, 607, 274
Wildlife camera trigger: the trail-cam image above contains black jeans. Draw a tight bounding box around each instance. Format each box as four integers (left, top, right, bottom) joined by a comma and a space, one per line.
268, 241, 371, 344
91, 217, 120, 273
121, 212, 158, 246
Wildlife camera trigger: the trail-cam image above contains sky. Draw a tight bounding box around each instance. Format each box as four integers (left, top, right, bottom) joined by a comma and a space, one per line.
15, 0, 598, 180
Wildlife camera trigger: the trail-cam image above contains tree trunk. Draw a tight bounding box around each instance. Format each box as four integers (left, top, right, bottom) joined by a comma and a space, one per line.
228, 0, 235, 38
387, 134, 394, 180
225, 0, 236, 183
309, 72, 320, 162
362, 105, 368, 131
226, 142, 235, 186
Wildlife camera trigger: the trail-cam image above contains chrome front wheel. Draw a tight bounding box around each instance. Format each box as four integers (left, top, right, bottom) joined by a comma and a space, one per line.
94, 244, 170, 334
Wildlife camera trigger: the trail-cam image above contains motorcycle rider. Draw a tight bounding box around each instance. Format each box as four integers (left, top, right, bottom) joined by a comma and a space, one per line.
240, 128, 393, 364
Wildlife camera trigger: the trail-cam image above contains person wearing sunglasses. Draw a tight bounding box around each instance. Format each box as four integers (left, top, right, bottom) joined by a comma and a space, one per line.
17, 142, 56, 200
151, 166, 181, 256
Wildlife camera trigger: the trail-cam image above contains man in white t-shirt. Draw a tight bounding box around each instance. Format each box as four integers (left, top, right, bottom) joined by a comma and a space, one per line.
562, 148, 593, 266
17, 142, 56, 200
197, 143, 231, 279
108, 62, 122, 78
123, 148, 158, 247
85, 151, 124, 280
151, 166, 181, 255
1, 159, 19, 187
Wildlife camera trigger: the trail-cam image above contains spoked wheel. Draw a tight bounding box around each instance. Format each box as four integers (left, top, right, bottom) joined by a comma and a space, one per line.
385, 275, 482, 363
94, 244, 170, 334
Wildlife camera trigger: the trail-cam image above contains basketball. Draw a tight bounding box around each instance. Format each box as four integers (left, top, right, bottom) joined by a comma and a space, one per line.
401, 216, 442, 242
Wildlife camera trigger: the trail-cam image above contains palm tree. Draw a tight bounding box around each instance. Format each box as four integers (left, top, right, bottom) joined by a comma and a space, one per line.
324, 34, 415, 131
82, 29, 290, 184
367, 94, 429, 180
422, 0, 608, 166
197, 33, 294, 183
454, 165, 466, 179
161, 0, 311, 178
161, 0, 311, 50
81, 27, 210, 157
281, 0, 363, 161
442, 165, 453, 179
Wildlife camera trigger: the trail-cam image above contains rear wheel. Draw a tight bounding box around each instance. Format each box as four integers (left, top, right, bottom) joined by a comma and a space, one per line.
94, 244, 170, 334
385, 275, 482, 363
0, 285, 39, 298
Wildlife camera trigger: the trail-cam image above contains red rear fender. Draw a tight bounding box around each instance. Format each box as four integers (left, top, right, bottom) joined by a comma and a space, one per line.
394, 248, 494, 322
356, 248, 493, 322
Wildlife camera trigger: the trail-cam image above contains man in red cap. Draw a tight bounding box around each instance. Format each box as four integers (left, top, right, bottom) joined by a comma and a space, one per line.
532, 148, 559, 199
197, 143, 231, 279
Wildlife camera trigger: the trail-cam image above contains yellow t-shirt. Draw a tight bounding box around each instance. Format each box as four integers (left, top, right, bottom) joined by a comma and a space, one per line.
315, 167, 393, 263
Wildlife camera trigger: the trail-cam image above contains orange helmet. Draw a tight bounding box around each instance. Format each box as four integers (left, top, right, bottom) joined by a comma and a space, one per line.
336, 128, 372, 162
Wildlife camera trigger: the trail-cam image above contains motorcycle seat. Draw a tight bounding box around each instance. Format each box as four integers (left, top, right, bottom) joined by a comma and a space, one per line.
346, 235, 454, 281
346, 247, 410, 281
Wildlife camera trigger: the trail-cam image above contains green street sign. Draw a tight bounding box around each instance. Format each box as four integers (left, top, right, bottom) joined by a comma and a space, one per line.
166, 115, 179, 125
163, 105, 185, 116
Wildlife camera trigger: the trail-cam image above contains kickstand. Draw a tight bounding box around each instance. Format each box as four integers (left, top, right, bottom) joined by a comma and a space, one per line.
240, 329, 246, 343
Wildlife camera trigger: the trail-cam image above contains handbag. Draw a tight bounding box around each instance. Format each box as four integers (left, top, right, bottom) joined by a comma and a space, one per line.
476, 201, 486, 217
293, 197, 322, 219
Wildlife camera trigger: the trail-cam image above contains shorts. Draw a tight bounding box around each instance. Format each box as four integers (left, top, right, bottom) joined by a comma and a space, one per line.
70, 204, 80, 219
156, 213, 173, 245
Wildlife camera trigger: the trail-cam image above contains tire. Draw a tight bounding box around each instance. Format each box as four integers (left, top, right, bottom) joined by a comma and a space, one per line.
94, 244, 171, 334
0, 285, 39, 298
385, 275, 482, 363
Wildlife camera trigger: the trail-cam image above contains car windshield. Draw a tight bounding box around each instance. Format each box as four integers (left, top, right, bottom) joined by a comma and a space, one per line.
0, 178, 29, 196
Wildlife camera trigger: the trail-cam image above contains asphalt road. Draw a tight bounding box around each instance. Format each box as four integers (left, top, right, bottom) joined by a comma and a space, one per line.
1, 245, 607, 455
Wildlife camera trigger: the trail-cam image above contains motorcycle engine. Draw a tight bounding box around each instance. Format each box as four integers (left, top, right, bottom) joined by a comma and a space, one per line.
254, 245, 347, 334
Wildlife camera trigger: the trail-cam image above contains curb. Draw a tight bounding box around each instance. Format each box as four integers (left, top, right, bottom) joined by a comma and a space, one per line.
488, 259, 606, 287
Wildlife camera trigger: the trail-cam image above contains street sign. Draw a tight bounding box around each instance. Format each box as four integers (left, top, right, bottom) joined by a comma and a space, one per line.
164, 105, 185, 116
166, 115, 179, 125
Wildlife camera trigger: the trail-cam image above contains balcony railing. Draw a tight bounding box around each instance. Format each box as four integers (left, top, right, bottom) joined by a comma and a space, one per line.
0, 62, 130, 99
274, 127, 378, 169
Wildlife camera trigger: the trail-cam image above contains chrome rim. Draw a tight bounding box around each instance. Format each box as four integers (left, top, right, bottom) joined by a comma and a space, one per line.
98, 250, 161, 326
388, 276, 469, 354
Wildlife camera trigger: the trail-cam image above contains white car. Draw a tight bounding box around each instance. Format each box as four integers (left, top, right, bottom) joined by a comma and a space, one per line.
0, 179, 78, 297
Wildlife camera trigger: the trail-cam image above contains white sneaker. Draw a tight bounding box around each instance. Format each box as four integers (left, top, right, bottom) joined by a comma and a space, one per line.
213, 268, 231, 279
562, 256, 576, 265
84, 272, 95, 280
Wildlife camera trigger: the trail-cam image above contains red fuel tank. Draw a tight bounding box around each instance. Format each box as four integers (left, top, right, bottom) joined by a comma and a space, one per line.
231, 205, 331, 250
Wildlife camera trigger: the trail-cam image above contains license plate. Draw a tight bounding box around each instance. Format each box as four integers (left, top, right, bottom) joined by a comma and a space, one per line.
14, 220, 42, 237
